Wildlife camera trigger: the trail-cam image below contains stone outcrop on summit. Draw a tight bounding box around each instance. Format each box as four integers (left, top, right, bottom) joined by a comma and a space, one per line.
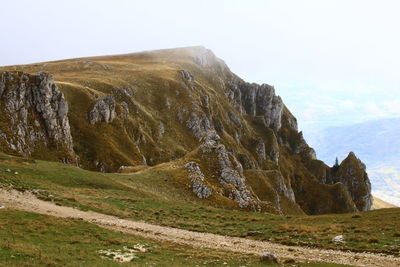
0, 46, 372, 215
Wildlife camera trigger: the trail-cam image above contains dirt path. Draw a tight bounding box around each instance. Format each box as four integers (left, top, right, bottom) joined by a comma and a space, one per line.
0, 188, 398, 267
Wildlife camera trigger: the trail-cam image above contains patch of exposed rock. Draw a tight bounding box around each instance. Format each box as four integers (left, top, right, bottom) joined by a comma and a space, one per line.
255, 139, 266, 161
0, 71, 75, 161
184, 161, 212, 199
333, 152, 372, 211
260, 252, 279, 264
180, 70, 195, 83
227, 81, 284, 130
186, 112, 213, 138
88, 95, 116, 124
200, 131, 259, 210
295, 132, 317, 160
332, 235, 345, 244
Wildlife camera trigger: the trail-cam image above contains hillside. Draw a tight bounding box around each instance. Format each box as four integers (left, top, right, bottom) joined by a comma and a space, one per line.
0, 46, 372, 215
306, 118, 400, 206
0, 152, 399, 263
372, 196, 397, 209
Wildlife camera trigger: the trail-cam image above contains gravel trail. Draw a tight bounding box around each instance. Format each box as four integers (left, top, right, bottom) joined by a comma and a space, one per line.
0, 188, 398, 267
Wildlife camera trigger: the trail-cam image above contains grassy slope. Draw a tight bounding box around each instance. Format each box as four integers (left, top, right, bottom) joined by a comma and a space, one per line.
0, 209, 269, 267
1, 48, 222, 171
0, 153, 399, 257
0, 209, 351, 267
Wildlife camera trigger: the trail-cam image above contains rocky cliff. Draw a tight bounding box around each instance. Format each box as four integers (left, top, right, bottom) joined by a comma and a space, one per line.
333, 152, 372, 211
0, 46, 372, 214
0, 71, 76, 163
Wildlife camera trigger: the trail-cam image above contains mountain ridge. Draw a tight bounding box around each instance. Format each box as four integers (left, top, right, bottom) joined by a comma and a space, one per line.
0, 46, 372, 215
306, 117, 400, 206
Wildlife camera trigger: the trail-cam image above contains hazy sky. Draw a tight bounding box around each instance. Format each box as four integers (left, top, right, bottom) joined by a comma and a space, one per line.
2, 0, 400, 133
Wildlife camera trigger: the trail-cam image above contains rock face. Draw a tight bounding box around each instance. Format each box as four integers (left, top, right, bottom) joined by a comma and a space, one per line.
333, 152, 373, 211
199, 131, 260, 210
88, 95, 116, 124
184, 161, 212, 199
295, 132, 317, 160
0, 71, 75, 162
227, 81, 284, 130
186, 112, 213, 138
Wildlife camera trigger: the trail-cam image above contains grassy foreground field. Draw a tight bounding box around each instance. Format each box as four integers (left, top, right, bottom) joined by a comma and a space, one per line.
0, 209, 353, 267
0, 152, 399, 261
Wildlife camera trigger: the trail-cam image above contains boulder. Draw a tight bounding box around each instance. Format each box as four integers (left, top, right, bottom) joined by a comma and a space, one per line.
332, 235, 345, 244
260, 252, 279, 264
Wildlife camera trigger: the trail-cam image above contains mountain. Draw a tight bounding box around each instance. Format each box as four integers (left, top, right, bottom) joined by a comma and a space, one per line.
305, 118, 400, 168
0, 46, 372, 215
306, 118, 400, 205
372, 196, 397, 209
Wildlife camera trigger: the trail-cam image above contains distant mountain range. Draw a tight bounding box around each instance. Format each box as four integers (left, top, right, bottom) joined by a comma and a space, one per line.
306, 118, 400, 206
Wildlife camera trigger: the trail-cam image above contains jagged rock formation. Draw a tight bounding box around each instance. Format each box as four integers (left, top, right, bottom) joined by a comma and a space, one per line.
333, 152, 373, 211
88, 95, 116, 124
227, 82, 284, 130
0, 71, 75, 162
199, 131, 260, 210
184, 161, 212, 199
0, 46, 372, 215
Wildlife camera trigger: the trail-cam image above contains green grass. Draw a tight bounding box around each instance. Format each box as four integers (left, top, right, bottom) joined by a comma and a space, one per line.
0, 210, 351, 267
0, 152, 399, 258
0, 209, 264, 267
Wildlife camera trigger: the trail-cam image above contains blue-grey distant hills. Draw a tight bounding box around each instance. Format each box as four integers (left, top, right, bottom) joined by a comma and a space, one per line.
305, 117, 400, 206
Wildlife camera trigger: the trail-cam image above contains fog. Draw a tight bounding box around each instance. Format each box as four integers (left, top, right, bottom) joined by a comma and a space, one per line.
2, 0, 400, 132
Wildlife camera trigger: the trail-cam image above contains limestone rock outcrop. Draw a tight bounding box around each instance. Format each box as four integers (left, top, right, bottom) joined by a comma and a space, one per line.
226, 81, 284, 130
180, 70, 195, 83
88, 95, 116, 124
199, 132, 260, 210
184, 161, 212, 199
186, 112, 213, 138
0, 71, 75, 161
333, 152, 373, 211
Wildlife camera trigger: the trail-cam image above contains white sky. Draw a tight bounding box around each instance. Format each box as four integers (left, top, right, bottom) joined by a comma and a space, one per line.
2, 0, 400, 133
